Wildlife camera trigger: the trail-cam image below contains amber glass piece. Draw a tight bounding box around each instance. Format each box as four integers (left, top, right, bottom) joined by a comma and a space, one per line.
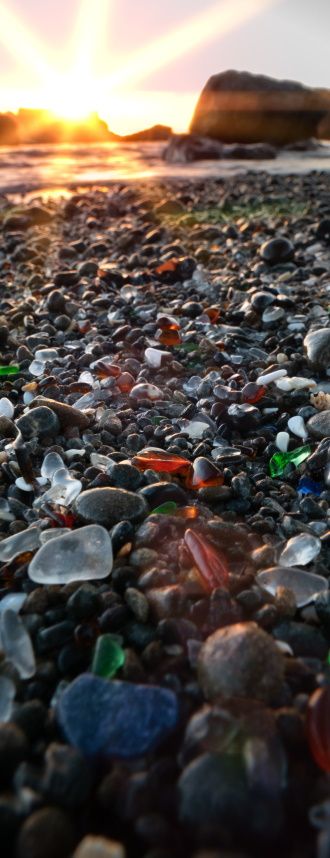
157, 329, 182, 346
156, 314, 180, 331
241, 382, 267, 404
177, 505, 199, 520
91, 359, 121, 378
307, 686, 330, 772
132, 448, 191, 474
117, 372, 134, 393
156, 259, 179, 275
204, 306, 220, 324
185, 457, 224, 489
184, 529, 229, 592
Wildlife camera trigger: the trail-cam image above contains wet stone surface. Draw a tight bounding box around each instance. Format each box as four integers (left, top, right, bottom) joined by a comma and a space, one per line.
0, 172, 329, 857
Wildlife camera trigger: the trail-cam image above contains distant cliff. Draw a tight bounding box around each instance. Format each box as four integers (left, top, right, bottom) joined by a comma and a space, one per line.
190, 71, 330, 144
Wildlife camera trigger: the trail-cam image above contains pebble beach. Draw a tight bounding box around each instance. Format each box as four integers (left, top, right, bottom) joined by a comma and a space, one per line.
0, 167, 330, 858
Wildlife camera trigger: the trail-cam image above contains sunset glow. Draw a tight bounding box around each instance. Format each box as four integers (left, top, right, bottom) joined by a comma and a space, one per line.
0, 0, 283, 135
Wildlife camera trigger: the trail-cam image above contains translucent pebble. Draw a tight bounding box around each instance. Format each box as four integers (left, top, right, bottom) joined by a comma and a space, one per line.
90, 453, 115, 470
74, 392, 97, 410
181, 419, 212, 440
0, 398, 14, 419
78, 371, 95, 386
37, 469, 82, 508
91, 634, 125, 678
15, 477, 34, 492
23, 391, 35, 405
65, 449, 86, 462
35, 349, 58, 363
120, 285, 139, 302
256, 369, 287, 385
144, 347, 170, 368
182, 376, 202, 394
130, 383, 164, 400
0, 592, 27, 614
287, 415, 308, 440
0, 609, 36, 678
0, 499, 15, 522
279, 533, 321, 566
275, 432, 290, 453
298, 476, 323, 496
41, 452, 65, 479
39, 528, 71, 544
256, 566, 327, 608
0, 675, 16, 722
0, 527, 40, 562
28, 524, 113, 585
276, 377, 316, 392
28, 360, 45, 377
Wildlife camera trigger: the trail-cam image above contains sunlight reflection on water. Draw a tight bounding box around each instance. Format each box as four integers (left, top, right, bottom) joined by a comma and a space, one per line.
0, 141, 329, 199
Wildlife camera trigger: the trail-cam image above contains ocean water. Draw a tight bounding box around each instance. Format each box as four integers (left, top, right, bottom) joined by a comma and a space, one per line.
0, 140, 329, 197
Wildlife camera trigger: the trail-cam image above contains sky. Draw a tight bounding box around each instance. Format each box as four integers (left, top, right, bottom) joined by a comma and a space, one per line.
0, 0, 329, 134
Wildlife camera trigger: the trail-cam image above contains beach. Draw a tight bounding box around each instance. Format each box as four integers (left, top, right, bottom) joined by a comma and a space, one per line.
0, 163, 330, 858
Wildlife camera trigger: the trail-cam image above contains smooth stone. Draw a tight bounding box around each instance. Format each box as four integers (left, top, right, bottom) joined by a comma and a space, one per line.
198, 622, 284, 703
304, 329, 330, 369
257, 566, 327, 608
56, 673, 178, 758
260, 237, 294, 264
0, 675, 15, 721
28, 525, 113, 585
275, 431, 289, 452
30, 396, 90, 429
75, 488, 147, 527
307, 411, 330, 439
73, 837, 125, 858
0, 398, 14, 419
106, 463, 142, 491
287, 415, 308, 440
16, 406, 60, 439
139, 481, 188, 507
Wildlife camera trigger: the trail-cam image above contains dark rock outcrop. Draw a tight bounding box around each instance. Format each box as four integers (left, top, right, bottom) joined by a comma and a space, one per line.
190, 70, 327, 145
120, 124, 172, 142
163, 133, 276, 163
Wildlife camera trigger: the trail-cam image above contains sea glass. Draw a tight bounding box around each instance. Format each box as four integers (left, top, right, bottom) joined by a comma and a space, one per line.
256, 566, 327, 608
279, 533, 321, 567
241, 382, 266, 404
287, 415, 308, 440
132, 448, 191, 474
0, 675, 15, 721
269, 445, 312, 477
0, 527, 40, 563
307, 686, 330, 772
0, 365, 19, 376
144, 347, 170, 368
185, 457, 224, 489
0, 499, 15, 522
91, 634, 125, 678
28, 525, 113, 585
0, 592, 27, 614
130, 383, 164, 400
157, 329, 182, 346
298, 476, 323, 496
117, 372, 134, 393
0, 398, 14, 419
204, 306, 220, 324
150, 501, 178, 515
90, 358, 121, 378
156, 314, 180, 330
275, 432, 290, 453
41, 451, 65, 479
183, 529, 229, 592
1, 608, 36, 679
256, 369, 287, 385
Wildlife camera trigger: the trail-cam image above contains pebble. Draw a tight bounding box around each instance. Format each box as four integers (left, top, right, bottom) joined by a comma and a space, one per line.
304, 329, 330, 369
16, 807, 76, 858
16, 406, 60, 439
279, 533, 321, 566
259, 236, 294, 264
307, 410, 330, 439
73, 837, 125, 858
198, 622, 284, 703
28, 525, 113, 584
257, 566, 328, 608
74, 488, 147, 527
56, 673, 179, 757
31, 396, 90, 429
0, 608, 36, 678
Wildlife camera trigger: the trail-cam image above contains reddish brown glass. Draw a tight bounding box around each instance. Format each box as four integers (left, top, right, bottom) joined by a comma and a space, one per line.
307, 686, 330, 772
132, 449, 191, 474
241, 382, 267, 404
185, 457, 224, 490
183, 529, 229, 592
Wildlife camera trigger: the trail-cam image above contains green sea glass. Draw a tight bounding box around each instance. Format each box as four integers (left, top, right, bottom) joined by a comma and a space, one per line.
269, 444, 312, 478
150, 501, 178, 515
0, 365, 19, 376
91, 635, 125, 679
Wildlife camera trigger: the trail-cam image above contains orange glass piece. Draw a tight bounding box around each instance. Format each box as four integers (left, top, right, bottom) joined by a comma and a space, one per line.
307, 686, 330, 772
184, 528, 229, 592
117, 372, 135, 393
157, 329, 182, 346
176, 505, 199, 520
185, 457, 224, 490
132, 448, 191, 474
241, 382, 267, 404
204, 306, 220, 324
156, 314, 180, 331
156, 259, 179, 275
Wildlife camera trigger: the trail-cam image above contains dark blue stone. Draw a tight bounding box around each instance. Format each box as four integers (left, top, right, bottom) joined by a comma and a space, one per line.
56, 674, 178, 758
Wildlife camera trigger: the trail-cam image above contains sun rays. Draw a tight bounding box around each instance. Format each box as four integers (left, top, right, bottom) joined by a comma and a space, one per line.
0, 0, 281, 132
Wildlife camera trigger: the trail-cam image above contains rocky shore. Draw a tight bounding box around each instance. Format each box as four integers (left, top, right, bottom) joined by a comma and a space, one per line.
0, 170, 330, 858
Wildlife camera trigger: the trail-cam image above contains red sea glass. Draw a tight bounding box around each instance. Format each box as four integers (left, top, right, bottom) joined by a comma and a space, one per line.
155, 259, 179, 275
185, 457, 224, 489
183, 529, 229, 592
204, 306, 220, 324
156, 314, 180, 330
307, 686, 330, 772
117, 372, 135, 393
91, 359, 121, 378
157, 329, 182, 346
132, 449, 191, 474
241, 382, 267, 404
